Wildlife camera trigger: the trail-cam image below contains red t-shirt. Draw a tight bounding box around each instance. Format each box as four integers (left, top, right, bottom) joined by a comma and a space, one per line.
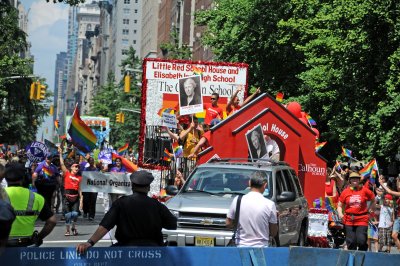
325, 179, 335, 197
64, 171, 82, 191
397, 198, 400, 217
339, 186, 375, 226
204, 103, 223, 125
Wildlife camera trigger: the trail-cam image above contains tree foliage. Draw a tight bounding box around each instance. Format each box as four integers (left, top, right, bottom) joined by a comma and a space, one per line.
159, 26, 192, 60
0, 3, 49, 146
197, 0, 400, 165
90, 47, 142, 151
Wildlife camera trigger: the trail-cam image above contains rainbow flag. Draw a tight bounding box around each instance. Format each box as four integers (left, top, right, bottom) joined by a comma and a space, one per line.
111, 153, 138, 173
42, 165, 54, 178
334, 160, 342, 172
163, 148, 173, 161
117, 143, 129, 155
275, 92, 284, 103
312, 197, 323, 208
305, 112, 317, 126
341, 147, 352, 158
67, 105, 97, 153
325, 197, 336, 212
192, 66, 204, 76
157, 107, 175, 117
315, 141, 327, 152
172, 142, 183, 158
360, 159, 379, 179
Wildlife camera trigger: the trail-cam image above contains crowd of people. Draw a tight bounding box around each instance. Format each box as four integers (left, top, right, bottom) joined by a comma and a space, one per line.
325, 164, 400, 253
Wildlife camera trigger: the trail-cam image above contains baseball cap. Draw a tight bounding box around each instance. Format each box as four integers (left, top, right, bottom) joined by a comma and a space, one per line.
349, 172, 361, 179
385, 194, 393, 200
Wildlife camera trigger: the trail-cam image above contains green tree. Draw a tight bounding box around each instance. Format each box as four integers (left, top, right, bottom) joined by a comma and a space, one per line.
0, 3, 49, 146
160, 26, 192, 60
90, 47, 142, 150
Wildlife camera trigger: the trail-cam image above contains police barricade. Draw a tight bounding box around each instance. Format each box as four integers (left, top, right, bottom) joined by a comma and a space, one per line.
0, 247, 398, 266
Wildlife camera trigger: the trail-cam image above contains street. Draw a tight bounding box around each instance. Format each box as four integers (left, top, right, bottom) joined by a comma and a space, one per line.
36, 195, 114, 248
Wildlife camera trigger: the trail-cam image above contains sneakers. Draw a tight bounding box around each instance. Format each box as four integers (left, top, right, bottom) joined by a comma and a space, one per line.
88, 217, 94, 221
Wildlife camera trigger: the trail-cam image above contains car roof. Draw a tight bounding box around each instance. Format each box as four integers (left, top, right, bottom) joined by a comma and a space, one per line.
197, 158, 293, 171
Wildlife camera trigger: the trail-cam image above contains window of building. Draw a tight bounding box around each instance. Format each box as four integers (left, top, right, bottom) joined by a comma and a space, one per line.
134, 9, 138, 14
135, 0, 138, 3
122, 49, 129, 55
122, 39, 129, 45
124, 0, 130, 4
123, 8, 130, 15
134, 19, 137, 24
134, 30, 137, 34
123, 19, 129, 25
133, 40, 136, 44
122, 29, 129, 35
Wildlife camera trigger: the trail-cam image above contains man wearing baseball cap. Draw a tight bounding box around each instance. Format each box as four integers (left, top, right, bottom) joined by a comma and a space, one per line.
76, 170, 177, 253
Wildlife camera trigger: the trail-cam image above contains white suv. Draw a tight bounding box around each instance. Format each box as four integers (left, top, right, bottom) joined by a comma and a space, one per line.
164, 158, 309, 247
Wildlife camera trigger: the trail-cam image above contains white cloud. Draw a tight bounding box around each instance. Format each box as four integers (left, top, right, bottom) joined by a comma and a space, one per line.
29, 2, 68, 32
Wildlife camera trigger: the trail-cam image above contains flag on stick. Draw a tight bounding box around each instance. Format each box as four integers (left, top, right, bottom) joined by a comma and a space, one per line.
192, 66, 204, 76
315, 141, 327, 152
172, 142, 183, 158
334, 160, 342, 172
112, 153, 138, 173
305, 112, 317, 126
359, 158, 379, 180
163, 148, 173, 161
157, 108, 175, 117
341, 147, 353, 158
67, 105, 97, 153
117, 143, 129, 155
325, 197, 337, 212
275, 92, 284, 103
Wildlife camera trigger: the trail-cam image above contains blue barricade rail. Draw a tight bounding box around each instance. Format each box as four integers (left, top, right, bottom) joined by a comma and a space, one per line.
0, 247, 398, 266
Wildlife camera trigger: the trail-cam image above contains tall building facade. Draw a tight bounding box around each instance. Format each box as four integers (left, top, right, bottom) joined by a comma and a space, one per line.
109, 0, 142, 83
53, 52, 68, 134
140, 0, 158, 58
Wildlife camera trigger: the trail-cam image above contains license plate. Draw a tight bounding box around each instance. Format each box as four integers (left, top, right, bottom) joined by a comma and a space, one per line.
195, 236, 214, 246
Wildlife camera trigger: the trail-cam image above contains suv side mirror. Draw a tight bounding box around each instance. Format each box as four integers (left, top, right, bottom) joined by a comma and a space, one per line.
166, 185, 179, 195
276, 191, 295, 202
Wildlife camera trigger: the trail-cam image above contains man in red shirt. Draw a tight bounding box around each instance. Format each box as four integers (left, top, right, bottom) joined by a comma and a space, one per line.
204, 93, 223, 125
337, 171, 376, 251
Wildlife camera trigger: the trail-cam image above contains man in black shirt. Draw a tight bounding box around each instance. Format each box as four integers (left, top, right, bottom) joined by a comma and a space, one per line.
76, 170, 177, 253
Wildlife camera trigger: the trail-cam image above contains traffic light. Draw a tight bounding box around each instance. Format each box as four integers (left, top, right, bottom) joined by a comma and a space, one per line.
54, 119, 59, 130
49, 105, 54, 115
124, 74, 130, 93
116, 112, 125, 123
29, 82, 36, 100
36, 82, 46, 100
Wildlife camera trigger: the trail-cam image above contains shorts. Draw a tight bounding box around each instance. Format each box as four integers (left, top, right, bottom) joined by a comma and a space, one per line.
378, 227, 392, 246
393, 218, 400, 233
368, 224, 378, 240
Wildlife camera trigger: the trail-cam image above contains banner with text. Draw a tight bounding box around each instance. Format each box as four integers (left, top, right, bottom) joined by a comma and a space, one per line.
81, 171, 132, 194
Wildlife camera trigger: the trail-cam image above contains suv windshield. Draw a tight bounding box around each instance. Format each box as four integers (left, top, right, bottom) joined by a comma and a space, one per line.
182, 167, 273, 198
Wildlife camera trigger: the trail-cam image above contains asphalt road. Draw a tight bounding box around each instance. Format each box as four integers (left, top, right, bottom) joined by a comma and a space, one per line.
35, 195, 115, 248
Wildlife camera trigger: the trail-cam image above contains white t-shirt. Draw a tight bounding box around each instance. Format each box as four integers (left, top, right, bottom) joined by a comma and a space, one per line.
227, 191, 277, 247
378, 205, 393, 228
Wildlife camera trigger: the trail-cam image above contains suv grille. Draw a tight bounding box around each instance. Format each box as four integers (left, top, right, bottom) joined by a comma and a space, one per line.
178, 212, 227, 230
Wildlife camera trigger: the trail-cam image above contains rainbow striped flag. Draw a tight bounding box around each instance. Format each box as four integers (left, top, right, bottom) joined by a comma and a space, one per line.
192, 66, 204, 76
325, 197, 336, 212
275, 92, 284, 103
163, 148, 173, 161
172, 142, 183, 158
315, 141, 327, 152
334, 160, 342, 172
157, 107, 175, 117
341, 147, 352, 158
360, 159, 379, 179
305, 112, 317, 126
117, 143, 129, 155
42, 165, 54, 178
68, 105, 97, 153
111, 153, 138, 173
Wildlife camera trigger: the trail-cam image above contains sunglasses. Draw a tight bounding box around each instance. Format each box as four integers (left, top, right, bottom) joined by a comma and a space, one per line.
211, 98, 217, 100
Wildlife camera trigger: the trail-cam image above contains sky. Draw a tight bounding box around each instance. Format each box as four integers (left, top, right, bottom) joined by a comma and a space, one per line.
21, 0, 69, 142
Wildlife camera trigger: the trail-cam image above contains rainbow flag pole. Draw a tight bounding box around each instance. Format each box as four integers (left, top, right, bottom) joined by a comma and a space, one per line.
67, 104, 97, 153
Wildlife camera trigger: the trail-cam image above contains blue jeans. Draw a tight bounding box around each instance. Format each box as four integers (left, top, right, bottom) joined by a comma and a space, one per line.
65, 211, 78, 225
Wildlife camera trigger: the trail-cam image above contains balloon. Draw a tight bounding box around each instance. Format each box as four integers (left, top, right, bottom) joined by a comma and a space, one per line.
286, 102, 302, 118
312, 128, 320, 139
301, 111, 306, 119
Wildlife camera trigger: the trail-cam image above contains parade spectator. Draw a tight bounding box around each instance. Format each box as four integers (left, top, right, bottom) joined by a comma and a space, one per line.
264, 133, 280, 161
325, 168, 338, 199
76, 170, 177, 253
4, 163, 56, 247
0, 164, 7, 200
187, 122, 217, 159
378, 194, 394, 253
379, 175, 400, 251
226, 86, 261, 116
203, 93, 223, 125
226, 171, 278, 247
58, 147, 82, 236
0, 199, 15, 250
367, 209, 379, 252
179, 116, 203, 158
337, 171, 376, 251
174, 168, 185, 190
108, 158, 127, 208
32, 155, 60, 210
180, 77, 202, 106
82, 157, 99, 221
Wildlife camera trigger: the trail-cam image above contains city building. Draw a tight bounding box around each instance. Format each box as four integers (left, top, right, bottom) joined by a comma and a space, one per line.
140, 0, 158, 58
53, 52, 68, 135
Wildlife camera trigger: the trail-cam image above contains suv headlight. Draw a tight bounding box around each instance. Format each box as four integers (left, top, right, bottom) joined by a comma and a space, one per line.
170, 210, 179, 218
